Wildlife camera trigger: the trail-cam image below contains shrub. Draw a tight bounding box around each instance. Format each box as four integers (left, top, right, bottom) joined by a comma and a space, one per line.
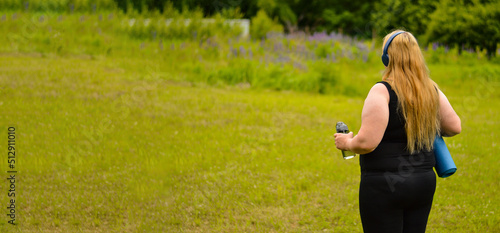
250, 9, 283, 40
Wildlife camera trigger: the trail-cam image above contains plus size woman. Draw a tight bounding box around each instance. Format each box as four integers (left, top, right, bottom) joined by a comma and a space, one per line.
334, 30, 461, 233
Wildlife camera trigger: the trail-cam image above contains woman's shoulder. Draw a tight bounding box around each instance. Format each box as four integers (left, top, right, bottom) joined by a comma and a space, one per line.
372, 82, 390, 93
367, 82, 390, 102
376, 80, 391, 90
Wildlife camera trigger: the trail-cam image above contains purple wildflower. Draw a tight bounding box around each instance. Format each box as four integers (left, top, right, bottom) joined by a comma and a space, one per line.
239, 46, 246, 57
293, 61, 307, 71
432, 43, 439, 51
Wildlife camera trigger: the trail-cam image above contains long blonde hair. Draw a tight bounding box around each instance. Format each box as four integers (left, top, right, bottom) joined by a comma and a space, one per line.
382, 30, 440, 153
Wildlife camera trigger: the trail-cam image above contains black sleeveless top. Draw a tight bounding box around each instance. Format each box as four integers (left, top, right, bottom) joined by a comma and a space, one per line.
359, 81, 435, 173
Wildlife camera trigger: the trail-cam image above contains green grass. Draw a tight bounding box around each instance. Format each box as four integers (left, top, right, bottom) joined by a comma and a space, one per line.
0, 53, 499, 232
0, 11, 499, 232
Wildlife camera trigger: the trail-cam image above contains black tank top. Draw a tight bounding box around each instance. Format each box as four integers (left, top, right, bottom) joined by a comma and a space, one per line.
360, 81, 435, 173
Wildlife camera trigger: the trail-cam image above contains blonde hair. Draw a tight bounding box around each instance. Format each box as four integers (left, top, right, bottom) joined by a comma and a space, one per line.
382, 30, 440, 154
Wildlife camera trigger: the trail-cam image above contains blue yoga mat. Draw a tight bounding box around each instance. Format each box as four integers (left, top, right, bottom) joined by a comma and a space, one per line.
434, 135, 457, 178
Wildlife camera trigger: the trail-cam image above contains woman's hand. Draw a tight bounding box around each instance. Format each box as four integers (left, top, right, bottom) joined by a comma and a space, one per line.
334, 132, 353, 151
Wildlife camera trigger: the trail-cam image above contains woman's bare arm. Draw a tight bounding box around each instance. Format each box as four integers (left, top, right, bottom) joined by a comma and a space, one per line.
334, 83, 389, 154
439, 90, 461, 136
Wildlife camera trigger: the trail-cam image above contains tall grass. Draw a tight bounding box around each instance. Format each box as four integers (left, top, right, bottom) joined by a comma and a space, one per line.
0, 0, 117, 12
0, 12, 373, 95
1, 11, 496, 98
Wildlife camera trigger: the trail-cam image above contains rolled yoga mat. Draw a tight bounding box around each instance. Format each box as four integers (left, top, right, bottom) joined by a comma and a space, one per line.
434, 135, 457, 178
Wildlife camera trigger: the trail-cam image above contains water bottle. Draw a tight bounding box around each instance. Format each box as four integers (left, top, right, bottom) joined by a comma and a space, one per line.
336, 122, 356, 159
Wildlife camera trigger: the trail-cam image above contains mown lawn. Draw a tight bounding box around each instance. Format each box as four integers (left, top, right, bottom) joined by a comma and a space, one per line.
0, 53, 498, 232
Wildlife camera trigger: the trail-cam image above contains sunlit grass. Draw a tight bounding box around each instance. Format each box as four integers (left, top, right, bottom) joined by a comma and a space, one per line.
0, 52, 498, 232
0, 11, 499, 232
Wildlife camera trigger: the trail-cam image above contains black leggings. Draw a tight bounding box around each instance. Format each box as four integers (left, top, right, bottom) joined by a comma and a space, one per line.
359, 170, 436, 233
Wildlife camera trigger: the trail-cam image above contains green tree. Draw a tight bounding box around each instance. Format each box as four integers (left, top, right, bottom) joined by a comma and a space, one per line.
250, 9, 284, 39
257, 0, 297, 28
371, 0, 436, 40
469, 1, 500, 58
425, 1, 468, 52
288, 0, 378, 38
426, 0, 500, 58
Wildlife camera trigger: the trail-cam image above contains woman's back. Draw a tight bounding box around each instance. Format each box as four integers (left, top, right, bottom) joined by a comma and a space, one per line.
360, 81, 436, 173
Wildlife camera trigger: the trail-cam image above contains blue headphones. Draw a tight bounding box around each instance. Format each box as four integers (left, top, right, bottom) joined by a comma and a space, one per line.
381, 31, 405, 66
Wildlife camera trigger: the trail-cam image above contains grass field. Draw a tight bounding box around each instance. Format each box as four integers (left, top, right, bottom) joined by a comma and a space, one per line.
0, 12, 499, 232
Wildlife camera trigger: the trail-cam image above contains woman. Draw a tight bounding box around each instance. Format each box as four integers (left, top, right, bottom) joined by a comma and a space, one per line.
334, 30, 461, 233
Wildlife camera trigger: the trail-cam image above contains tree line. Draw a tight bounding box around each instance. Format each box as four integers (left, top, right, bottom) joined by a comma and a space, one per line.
2, 0, 499, 57
119, 0, 498, 57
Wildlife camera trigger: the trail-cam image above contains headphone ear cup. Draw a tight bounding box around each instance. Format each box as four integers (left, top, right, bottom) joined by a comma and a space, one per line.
381, 31, 404, 67
381, 54, 389, 66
